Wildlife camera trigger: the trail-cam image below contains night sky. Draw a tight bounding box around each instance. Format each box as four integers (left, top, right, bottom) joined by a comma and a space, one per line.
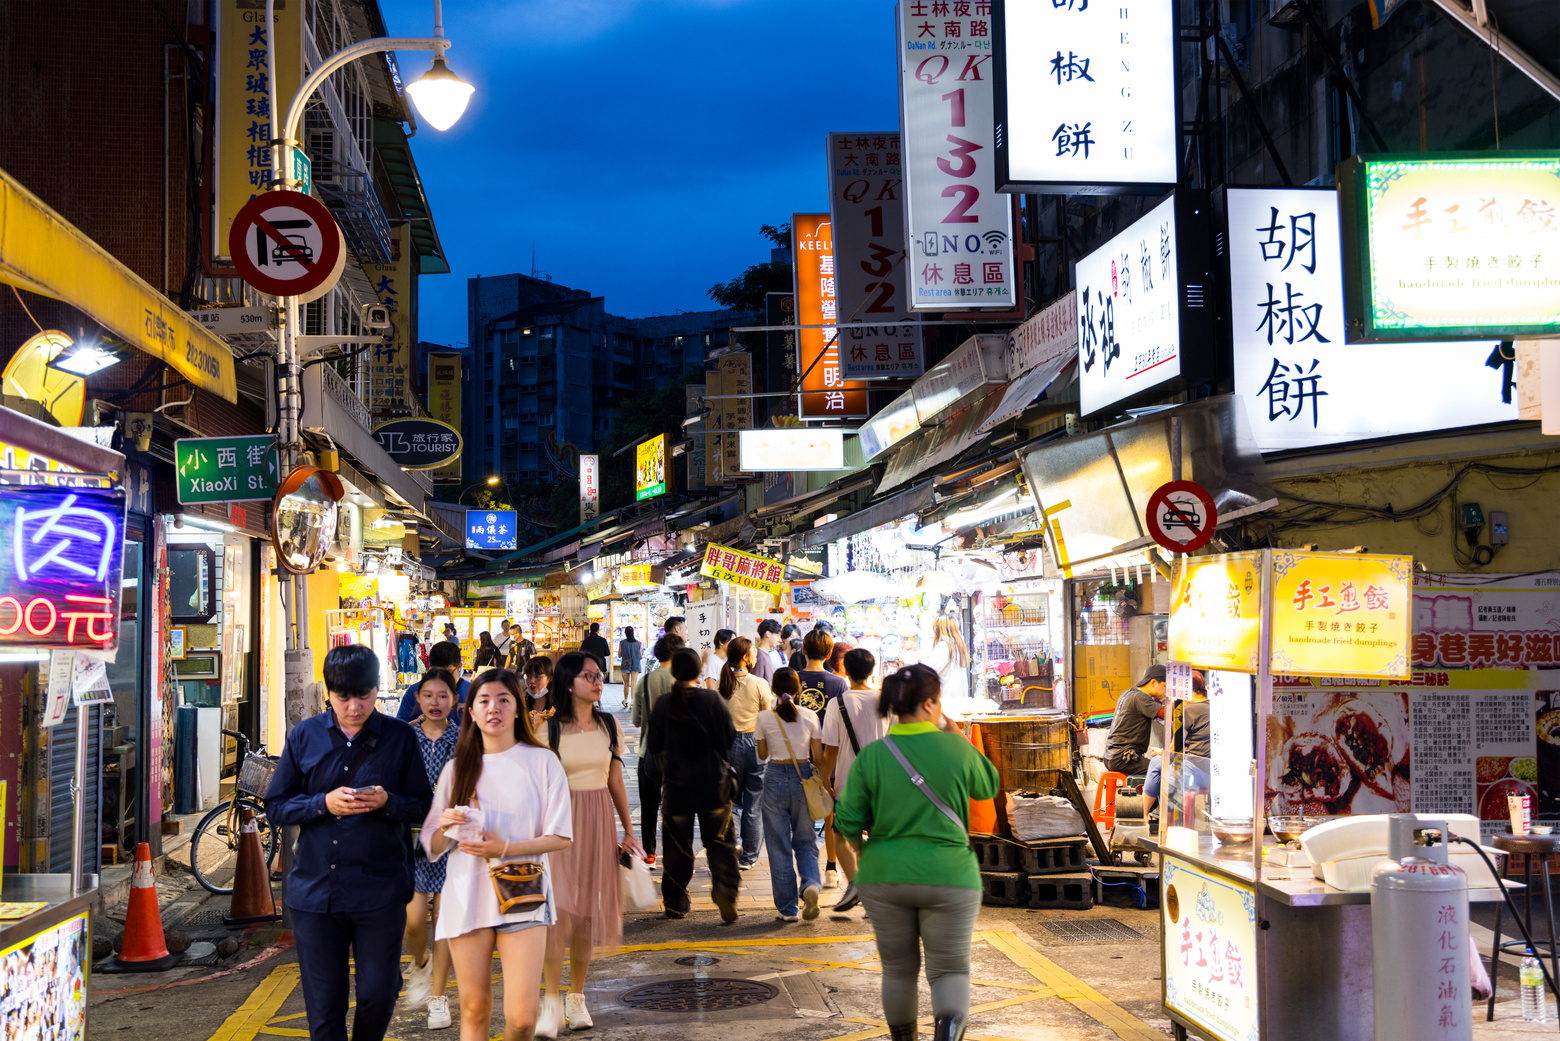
379, 0, 904, 348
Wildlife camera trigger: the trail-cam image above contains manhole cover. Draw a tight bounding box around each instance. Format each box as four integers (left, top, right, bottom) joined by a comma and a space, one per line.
1037, 918, 1143, 943
620, 978, 778, 1012
179, 906, 231, 928
674, 956, 720, 967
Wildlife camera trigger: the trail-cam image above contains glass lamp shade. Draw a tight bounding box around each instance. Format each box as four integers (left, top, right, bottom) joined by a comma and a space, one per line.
407, 57, 474, 131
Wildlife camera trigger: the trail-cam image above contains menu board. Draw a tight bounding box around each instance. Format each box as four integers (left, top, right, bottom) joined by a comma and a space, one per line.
1162, 857, 1259, 1041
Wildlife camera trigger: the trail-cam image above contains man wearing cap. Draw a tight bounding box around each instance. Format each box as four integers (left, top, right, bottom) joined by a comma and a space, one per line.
1104, 663, 1167, 776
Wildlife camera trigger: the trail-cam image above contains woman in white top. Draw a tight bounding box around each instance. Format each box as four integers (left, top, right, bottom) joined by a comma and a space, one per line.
703, 628, 735, 689
422, 669, 573, 1041
754, 668, 825, 922
536, 652, 643, 1037
924, 617, 970, 702
819, 648, 894, 913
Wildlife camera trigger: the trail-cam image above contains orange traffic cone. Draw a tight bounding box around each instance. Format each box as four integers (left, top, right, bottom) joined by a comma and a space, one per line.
104, 842, 181, 972
223, 807, 280, 926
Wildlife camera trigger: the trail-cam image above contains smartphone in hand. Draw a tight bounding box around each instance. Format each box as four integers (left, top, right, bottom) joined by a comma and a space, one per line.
352, 786, 380, 797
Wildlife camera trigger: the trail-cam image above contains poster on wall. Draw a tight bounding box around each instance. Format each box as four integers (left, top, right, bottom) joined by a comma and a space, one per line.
1265, 680, 1412, 817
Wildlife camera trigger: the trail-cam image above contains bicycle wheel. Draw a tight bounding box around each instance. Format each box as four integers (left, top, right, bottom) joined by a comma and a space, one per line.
189, 796, 277, 894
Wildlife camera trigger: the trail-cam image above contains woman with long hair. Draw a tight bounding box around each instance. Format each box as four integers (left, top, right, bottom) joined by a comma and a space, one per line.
617, 626, 642, 708
537, 652, 643, 1036
924, 618, 970, 703
718, 636, 773, 869
834, 664, 999, 1041
473, 631, 501, 669
403, 669, 461, 1029
421, 669, 572, 1041
755, 668, 824, 921
644, 648, 741, 921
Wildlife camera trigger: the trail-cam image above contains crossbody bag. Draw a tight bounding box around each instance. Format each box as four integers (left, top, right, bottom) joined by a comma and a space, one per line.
880, 736, 966, 833
837, 700, 862, 756
777, 717, 834, 821
471, 795, 548, 914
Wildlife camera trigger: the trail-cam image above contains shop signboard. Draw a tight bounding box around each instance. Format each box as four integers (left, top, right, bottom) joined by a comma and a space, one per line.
1168, 553, 1262, 674
911, 334, 1005, 424
615, 564, 654, 592
464, 510, 517, 552
684, 385, 706, 491
1339, 153, 1560, 341
1269, 551, 1412, 680
794, 214, 869, 419
717, 354, 753, 478
992, 0, 1179, 195
1206, 671, 1254, 819
580, 454, 600, 522
175, 435, 279, 504
700, 543, 785, 599
371, 418, 461, 470
738, 429, 845, 472
0, 484, 125, 654
1161, 856, 1259, 1041
859, 390, 920, 461
1225, 187, 1511, 452
363, 224, 413, 410
426, 352, 463, 482
897, 2, 1016, 310
1074, 191, 1213, 416
635, 435, 667, 501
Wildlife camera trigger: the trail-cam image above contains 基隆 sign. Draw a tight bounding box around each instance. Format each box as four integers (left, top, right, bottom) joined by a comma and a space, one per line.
993, 0, 1178, 194
1225, 186, 1512, 451
1339, 153, 1560, 341
1074, 191, 1213, 416
0, 485, 126, 654
897, 1, 1016, 310
175, 435, 280, 504
465, 510, 518, 552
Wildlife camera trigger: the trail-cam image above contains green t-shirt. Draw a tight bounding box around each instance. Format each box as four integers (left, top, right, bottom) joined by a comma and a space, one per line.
834, 722, 1000, 890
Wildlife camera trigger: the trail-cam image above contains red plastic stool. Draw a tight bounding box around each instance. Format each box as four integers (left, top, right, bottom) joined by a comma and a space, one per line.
1093, 772, 1128, 829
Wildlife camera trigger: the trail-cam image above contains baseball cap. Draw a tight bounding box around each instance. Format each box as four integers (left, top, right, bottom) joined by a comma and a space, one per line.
1139, 663, 1167, 685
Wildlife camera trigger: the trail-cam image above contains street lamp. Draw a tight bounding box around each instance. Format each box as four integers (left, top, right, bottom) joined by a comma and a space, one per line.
406, 55, 475, 131
458, 476, 500, 504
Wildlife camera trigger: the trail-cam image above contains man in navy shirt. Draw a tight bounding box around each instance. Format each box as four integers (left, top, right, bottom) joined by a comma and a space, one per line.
267, 645, 433, 1041
395, 640, 470, 721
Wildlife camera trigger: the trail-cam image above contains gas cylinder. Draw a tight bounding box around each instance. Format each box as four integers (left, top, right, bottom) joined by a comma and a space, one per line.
1371, 815, 1471, 1041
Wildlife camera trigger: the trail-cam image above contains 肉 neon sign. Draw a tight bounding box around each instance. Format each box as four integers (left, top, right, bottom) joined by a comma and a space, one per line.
0, 486, 125, 651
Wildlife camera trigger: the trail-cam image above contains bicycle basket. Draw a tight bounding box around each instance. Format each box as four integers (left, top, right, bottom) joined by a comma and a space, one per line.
237, 754, 278, 797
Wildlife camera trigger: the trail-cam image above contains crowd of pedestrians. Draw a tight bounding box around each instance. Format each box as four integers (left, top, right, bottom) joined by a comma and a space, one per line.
269, 611, 986, 1041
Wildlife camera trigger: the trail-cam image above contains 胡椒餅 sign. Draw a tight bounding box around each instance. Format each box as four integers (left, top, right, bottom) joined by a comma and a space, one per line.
0, 485, 126, 654
1223, 186, 1511, 452
700, 543, 785, 599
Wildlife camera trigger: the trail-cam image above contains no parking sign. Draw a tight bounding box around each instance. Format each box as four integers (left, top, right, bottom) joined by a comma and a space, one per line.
228, 190, 345, 302
1145, 480, 1218, 554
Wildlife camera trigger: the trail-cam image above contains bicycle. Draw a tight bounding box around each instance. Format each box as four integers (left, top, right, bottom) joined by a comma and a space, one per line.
189, 729, 280, 894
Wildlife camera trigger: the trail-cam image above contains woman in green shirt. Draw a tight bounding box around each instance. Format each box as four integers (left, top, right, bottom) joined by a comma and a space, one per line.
834, 664, 999, 1041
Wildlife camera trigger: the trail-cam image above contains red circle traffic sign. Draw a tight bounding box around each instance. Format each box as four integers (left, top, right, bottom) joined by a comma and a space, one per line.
1145, 480, 1219, 553
228, 190, 343, 299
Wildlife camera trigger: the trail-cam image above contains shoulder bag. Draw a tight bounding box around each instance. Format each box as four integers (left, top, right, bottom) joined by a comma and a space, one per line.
777, 716, 834, 821
470, 796, 547, 913
881, 736, 966, 833
837, 698, 862, 756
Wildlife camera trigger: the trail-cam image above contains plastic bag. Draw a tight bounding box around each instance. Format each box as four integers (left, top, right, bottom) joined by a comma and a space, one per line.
619, 852, 659, 912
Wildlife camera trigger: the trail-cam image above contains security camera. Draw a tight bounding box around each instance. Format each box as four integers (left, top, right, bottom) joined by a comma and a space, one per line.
362, 303, 392, 330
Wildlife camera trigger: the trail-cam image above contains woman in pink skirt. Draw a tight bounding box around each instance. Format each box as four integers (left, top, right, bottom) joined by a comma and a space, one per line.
536, 651, 643, 1036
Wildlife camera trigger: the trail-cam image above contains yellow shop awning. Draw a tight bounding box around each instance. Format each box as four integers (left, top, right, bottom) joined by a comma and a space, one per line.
0, 166, 237, 402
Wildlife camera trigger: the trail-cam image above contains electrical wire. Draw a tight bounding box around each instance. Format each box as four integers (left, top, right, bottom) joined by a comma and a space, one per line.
1450, 835, 1560, 1029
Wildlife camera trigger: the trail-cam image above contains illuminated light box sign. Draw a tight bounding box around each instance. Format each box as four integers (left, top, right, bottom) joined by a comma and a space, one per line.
1223, 186, 1513, 451
465, 510, 517, 552
1074, 191, 1214, 416
1339, 152, 1560, 341
700, 543, 785, 598
0, 485, 126, 653
992, 0, 1179, 195
859, 390, 920, 461
738, 429, 845, 472
635, 434, 668, 501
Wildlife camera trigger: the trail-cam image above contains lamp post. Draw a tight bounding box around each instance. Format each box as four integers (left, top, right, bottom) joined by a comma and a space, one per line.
259, 0, 473, 902
458, 476, 501, 505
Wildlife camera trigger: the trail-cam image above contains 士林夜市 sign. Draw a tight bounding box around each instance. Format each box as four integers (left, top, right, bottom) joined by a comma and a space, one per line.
1339, 152, 1560, 341
371, 417, 462, 470
0, 485, 126, 654
175, 435, 280, 504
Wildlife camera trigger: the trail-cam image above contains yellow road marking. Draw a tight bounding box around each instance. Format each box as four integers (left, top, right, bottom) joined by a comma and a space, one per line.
617, 934, 876, 952
207, 965, 299, 1041
978, 930, 1163, 1041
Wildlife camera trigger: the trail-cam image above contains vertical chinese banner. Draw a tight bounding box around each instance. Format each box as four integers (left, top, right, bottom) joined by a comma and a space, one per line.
763, 292, 794, 427
426, 351, 463, 482
717, 353, 753, 478
579, 454, 599, 523
706, 364, 725, 484
897, 0, 1016, 310
793, 213, 869, 419
827, 131, 925, 380
685, 384, 707, 491
216, 0, 303, 261
364, 224, 412, 411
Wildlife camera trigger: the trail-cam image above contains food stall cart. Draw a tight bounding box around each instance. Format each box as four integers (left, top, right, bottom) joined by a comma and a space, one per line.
1151, 549, 1505, 1041
0, 404, 129, 1037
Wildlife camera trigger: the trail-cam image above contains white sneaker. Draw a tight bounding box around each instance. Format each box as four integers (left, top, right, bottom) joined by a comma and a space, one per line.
536, 994, 563, 1039
426, 996, 452, 1030
825, 867, 838, 888
801, 884, 821, 921
404, 958, 433, 1007
565, 992, 593, 1030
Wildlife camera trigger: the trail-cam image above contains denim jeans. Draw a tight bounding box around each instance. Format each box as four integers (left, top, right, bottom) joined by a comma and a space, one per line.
729, 733, 767, 865
762, 761, 821, 916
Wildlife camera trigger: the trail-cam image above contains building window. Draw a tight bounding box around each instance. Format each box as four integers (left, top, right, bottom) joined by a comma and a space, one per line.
484, 435, 494, 449
485, 406, 494, 419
